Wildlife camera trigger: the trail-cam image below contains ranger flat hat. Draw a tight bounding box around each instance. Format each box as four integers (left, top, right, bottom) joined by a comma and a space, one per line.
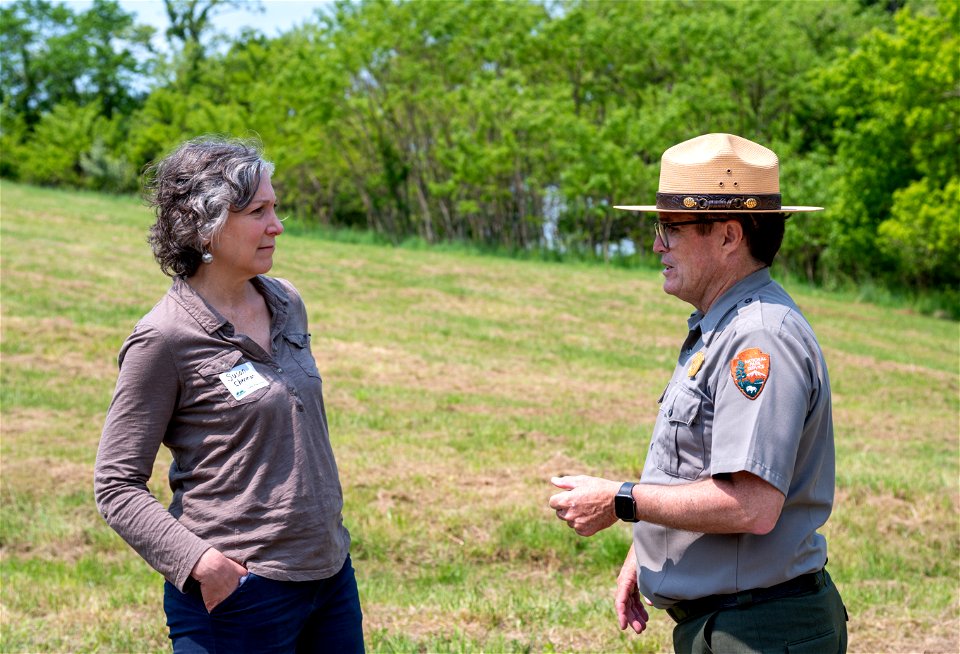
614, 133, 823, 214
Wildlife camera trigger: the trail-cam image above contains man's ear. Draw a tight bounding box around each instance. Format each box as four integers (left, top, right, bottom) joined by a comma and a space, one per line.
720, 219, 744, 251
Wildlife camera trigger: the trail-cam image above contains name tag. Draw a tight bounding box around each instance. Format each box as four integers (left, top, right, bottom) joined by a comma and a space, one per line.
219, 362, 269, 400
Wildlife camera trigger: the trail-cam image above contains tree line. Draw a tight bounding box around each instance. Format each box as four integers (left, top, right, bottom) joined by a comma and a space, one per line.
1, 0, 957, 306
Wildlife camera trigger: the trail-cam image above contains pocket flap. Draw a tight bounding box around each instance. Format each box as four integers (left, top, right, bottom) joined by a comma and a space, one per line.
283, 333, 310, 349
197, 350, 246, 377
662, 387, 701, 426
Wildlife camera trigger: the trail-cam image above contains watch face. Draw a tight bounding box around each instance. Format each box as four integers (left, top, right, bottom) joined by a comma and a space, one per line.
616, 483, 637, 521
615, 493, 634, 521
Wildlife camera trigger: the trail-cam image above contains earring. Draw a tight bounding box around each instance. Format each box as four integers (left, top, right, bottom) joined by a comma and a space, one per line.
202, 251, 214, 264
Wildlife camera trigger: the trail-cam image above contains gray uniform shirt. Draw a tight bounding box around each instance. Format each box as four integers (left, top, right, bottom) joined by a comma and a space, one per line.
634, 268, 834, 608
95, 276, 350, 591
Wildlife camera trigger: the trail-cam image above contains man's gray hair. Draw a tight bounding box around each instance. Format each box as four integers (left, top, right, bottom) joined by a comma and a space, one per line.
143, 136, 275, 277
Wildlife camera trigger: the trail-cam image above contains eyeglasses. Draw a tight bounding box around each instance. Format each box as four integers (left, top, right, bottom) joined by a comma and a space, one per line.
654, 217, 731, 250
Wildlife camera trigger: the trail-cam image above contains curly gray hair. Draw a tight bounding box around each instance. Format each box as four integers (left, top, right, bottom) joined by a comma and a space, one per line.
143, 136, 275, 277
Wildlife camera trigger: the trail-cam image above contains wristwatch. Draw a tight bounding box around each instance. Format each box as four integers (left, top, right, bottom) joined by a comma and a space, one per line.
614, 481, 639, 522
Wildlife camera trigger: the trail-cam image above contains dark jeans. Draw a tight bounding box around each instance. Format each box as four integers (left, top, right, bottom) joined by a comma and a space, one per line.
672, 570, 847, 654
163, 555, 364, 654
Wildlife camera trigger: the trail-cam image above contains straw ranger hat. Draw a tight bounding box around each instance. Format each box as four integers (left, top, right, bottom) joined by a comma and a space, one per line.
614, 133, 823, 214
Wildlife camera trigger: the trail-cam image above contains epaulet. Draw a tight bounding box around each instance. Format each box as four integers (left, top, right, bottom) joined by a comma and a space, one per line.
734, 293, 765, 330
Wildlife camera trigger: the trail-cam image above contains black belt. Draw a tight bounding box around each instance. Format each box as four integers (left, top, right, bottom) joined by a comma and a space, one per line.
666, 568, 827, 624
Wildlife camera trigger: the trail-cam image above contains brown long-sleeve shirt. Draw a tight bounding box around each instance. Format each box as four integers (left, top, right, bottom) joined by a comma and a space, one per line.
94, 275, 350, 591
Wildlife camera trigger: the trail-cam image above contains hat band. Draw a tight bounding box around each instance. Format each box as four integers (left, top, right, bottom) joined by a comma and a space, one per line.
656, 193, 781, 211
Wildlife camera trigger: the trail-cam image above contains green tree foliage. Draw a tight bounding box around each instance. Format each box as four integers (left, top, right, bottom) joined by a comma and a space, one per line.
819, 0, 959, 290
880, 177, 960, 287
18, 101, 98, 187
0, 0, 152, 185
160, 0, 263, 86
2, 0, 957, 305
0, 0, 153, 123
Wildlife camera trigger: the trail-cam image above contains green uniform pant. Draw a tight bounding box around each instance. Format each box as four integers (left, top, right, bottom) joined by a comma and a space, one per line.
672, 571, 847, 654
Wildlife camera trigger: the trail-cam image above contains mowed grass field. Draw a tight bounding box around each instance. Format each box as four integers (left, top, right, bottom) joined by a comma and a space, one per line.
1, 180, 958, 653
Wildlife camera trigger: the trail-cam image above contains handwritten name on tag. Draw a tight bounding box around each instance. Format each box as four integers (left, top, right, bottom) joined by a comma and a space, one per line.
219, 362, 269, 400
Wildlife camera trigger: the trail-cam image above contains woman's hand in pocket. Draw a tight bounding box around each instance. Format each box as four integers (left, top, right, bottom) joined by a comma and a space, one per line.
190, 548, 248, 612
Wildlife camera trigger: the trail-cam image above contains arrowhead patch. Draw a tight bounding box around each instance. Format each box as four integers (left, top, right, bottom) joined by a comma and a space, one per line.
730, 347, 770, 400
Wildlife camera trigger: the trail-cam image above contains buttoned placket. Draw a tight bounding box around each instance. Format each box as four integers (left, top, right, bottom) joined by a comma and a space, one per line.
218, 303, 306, 414
681, 325, 702, 358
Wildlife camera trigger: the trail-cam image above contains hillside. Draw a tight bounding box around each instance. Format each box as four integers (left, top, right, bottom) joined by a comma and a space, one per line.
1, 181, 957, 652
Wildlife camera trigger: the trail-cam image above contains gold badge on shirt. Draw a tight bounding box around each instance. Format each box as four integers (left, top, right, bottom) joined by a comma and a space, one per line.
687, 351, 705, 378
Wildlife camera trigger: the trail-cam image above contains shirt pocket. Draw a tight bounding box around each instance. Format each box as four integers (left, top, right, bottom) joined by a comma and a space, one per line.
196, 349, 270, 405
654, 384, 706, 480
283, 333, 322, 380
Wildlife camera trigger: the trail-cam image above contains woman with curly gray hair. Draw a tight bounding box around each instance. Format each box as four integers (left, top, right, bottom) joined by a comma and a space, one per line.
95, 137, 364, 653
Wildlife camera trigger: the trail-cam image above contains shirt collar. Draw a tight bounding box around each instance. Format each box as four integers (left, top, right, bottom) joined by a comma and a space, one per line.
687, 268, 772, 345
169, 275, 289, 336
255, 276, 289, 337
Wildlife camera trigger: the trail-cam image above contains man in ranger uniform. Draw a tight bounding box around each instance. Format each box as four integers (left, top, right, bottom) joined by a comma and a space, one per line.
549, 133, 847, 653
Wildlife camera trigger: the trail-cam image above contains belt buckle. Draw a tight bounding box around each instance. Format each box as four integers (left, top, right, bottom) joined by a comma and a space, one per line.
735, 590, 754, 608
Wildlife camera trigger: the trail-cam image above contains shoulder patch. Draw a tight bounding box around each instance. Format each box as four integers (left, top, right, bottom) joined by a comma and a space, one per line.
730, 347, 770, 400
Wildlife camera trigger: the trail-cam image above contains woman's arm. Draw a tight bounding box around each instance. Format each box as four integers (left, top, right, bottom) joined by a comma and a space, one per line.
94, 324, 212, 591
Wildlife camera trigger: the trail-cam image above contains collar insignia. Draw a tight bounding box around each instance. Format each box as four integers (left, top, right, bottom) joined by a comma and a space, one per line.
730, 347, 770, 400
687, 351, 705, 378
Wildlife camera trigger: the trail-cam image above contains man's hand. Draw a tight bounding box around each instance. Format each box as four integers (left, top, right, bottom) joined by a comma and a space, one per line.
549, 475, 621, 536
190, 548, 248, 612
615, 545, 651, 634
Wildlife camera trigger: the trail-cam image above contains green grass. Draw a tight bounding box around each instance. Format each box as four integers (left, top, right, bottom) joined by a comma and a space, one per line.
2, 180, 958, 653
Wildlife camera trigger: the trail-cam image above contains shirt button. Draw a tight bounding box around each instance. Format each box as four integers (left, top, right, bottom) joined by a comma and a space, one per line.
276, 367, 283, 373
